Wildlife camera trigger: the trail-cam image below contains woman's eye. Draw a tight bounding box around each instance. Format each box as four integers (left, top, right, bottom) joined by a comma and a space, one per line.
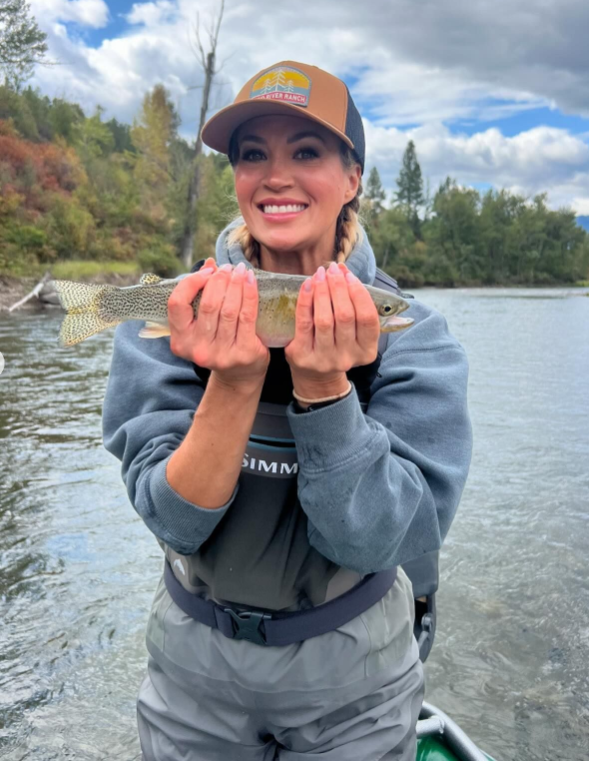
295, 147, 319, 159
241, 149, 266, 161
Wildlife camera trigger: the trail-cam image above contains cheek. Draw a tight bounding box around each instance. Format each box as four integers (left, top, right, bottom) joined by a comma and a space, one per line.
307, 171, 347, 214
234, 168, 257, 207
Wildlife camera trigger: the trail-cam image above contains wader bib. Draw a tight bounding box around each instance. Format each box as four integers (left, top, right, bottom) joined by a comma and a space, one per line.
162, 263, 438, 659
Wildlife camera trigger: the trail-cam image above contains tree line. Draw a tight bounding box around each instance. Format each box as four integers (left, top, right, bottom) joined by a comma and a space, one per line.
0, 0, 587, 285
363, 142, 589, 286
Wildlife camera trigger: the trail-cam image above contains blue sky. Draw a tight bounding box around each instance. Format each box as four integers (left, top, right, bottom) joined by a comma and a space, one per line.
451, 106, 589, 139
28, 0, 589, 214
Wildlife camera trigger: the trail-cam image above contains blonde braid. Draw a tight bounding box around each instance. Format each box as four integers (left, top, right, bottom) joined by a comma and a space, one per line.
227, 223, 260, 266
334, 199, 362, 263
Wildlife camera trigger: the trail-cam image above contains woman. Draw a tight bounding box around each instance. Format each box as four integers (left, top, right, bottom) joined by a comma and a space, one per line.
102, 61, 472, 760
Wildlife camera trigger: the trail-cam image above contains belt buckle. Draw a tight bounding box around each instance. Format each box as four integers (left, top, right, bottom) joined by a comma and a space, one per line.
223, 608, 272, 646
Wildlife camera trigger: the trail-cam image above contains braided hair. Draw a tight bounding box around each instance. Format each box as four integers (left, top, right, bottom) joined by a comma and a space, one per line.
226, 132, 363, 267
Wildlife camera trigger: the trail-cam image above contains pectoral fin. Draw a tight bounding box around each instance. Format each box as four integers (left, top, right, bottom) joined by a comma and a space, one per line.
138, 321, 171, 339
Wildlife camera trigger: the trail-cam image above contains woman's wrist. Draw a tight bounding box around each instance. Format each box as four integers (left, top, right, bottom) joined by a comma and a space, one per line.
291, 372, 350, 406
209, 369, 266, 398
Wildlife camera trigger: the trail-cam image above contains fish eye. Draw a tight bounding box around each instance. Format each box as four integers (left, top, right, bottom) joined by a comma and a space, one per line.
380, 304, 394, 315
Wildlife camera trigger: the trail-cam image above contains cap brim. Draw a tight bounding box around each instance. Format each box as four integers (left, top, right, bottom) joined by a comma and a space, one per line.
201, 99, 354, 155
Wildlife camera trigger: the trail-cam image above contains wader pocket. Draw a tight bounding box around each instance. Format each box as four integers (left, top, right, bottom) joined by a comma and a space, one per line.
359, 567, 416, 678
146, 573, 174, 654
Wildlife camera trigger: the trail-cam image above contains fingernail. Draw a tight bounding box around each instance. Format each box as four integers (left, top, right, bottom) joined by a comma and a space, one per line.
345, 272, 357, 284
328, 262, 339, 275
220, 263, 233, 272
247, 269, 255, 285
200, 267, 214, 275
303, 278, 312, 293
315, 266, 326, 282
235, 262, 246, 274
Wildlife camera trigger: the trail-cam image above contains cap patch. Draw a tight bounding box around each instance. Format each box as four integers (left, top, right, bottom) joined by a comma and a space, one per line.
250, 66, 311, 107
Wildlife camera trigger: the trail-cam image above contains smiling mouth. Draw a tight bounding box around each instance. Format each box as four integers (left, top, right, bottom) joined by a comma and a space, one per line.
258, 204, 308, 214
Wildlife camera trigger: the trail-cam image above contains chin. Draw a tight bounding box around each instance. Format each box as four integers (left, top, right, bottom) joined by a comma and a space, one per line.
256, 229, 307, 253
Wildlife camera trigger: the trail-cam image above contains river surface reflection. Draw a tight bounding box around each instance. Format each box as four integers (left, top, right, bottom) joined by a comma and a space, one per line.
1, 288, 588, 760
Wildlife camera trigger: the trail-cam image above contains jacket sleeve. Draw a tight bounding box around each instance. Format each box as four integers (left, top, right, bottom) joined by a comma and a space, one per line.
286, 301, 473, 576
101, 320, 236, 555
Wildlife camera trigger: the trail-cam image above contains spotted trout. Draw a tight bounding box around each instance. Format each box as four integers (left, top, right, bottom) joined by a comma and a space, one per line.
51, 270, 414, 347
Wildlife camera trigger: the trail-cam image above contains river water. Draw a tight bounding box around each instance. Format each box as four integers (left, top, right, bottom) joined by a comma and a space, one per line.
1, 288, 588, 761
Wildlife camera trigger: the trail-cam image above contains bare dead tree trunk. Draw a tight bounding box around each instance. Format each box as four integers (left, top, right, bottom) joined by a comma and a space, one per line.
180, 0, 225, 269
7, 272, 52, 312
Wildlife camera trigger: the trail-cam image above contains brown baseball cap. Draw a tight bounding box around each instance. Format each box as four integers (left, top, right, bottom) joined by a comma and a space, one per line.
201, 60, 365, 172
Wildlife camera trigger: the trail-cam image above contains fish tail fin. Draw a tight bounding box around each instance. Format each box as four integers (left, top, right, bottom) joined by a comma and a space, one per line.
51, 280, 122, 346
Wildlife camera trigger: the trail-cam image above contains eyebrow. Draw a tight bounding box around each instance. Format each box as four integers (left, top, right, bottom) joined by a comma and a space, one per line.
287, 131, 326, 145
239, 131, 327, 145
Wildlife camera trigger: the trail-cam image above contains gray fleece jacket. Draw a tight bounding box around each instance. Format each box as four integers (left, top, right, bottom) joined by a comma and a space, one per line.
102, 224, 472, 578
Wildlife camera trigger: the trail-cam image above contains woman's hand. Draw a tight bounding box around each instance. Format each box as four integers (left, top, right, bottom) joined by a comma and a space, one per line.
284, 261, 380, 401
167, 258, 270, 390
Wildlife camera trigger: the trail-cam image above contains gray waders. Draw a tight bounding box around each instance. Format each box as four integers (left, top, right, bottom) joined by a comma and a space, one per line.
136, 267, 436, 759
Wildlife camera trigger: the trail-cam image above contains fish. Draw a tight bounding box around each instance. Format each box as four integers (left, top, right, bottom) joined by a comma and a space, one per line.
51, 269, 414, 348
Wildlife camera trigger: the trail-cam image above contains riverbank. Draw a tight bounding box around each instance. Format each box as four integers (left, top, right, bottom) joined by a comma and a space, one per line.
0, 268, 140, 312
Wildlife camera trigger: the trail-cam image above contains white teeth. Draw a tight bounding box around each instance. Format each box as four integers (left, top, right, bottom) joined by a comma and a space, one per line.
262, 204, 306, 214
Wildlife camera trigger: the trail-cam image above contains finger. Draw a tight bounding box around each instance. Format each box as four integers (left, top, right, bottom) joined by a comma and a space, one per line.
236, 268, 260, 344
216, 262, 247, 347
292, 276, 314, 352
202, 256, 218, 272
196, 263, 233, 342
312, 266, 335, 352
167, 267, 215, 333
326, 262, 356, 347
346, 272, 380, 352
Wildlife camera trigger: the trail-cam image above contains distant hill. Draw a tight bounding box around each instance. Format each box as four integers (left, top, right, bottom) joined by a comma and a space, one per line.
577, 216, 589, 231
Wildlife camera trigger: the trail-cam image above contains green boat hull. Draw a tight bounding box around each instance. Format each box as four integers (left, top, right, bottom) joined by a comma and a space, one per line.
417, 736, 495, 760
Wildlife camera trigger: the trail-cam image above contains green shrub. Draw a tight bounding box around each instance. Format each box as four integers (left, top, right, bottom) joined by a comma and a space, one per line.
43, 197, 95, 257
137, 242, 180, 277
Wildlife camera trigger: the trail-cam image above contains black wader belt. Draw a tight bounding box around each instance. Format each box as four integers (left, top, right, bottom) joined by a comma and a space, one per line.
164, 560, 397, 647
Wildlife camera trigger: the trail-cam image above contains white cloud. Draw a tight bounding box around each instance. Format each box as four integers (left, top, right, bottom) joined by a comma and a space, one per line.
365, 122, 589, 213
125, 1, 177, 27
31, 0, 109, 28
26, 0, 589, 213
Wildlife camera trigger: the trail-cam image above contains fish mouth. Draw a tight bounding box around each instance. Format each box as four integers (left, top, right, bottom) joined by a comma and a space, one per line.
382, 315, 414, 332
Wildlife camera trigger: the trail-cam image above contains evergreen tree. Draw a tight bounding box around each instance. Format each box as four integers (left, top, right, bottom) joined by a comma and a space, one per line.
105, 117, 135, 154
394, 140, 424, 236
364, 166, 387, 229
0, 0, 48, 89
366, 166, 386, 211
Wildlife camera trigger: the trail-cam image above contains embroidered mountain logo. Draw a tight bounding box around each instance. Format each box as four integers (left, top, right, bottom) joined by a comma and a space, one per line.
250, 66, 311, 107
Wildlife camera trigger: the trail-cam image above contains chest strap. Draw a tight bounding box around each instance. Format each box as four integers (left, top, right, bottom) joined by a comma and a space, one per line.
164, 560, 397, 647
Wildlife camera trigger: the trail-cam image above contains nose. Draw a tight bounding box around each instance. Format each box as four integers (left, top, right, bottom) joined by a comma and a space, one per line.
263, 155, 294, 192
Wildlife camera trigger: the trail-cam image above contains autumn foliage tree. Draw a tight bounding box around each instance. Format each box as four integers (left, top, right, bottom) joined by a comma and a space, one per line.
0, 86, 587, 286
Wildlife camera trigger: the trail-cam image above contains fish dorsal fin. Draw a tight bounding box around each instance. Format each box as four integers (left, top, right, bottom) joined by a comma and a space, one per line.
139, 273, 163, 285
138, 321, 171, 339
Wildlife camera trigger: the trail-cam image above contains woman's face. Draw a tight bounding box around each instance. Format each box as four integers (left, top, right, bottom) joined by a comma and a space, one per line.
233, 115, 360, 256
